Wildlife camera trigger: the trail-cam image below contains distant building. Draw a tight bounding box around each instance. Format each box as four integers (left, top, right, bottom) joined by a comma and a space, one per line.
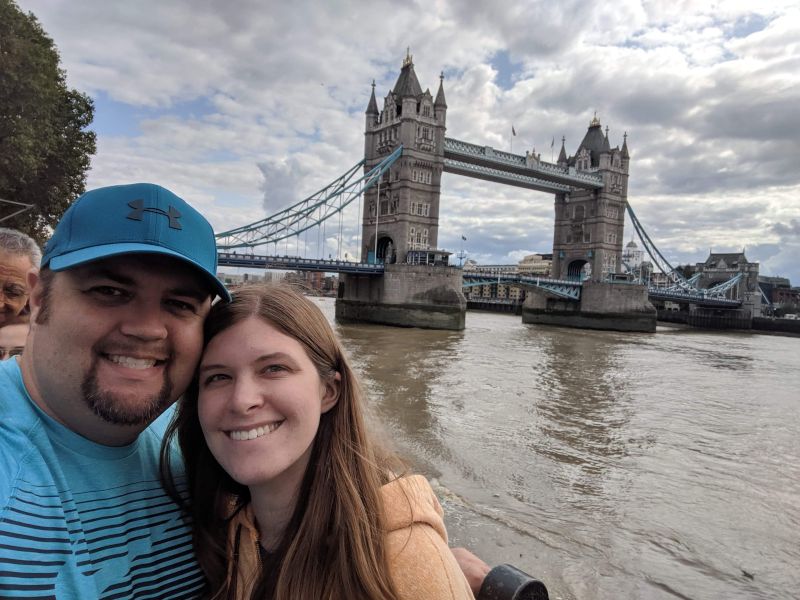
621, 238, 644, 270
517, 253, 551, 276
695, 251, 761, 317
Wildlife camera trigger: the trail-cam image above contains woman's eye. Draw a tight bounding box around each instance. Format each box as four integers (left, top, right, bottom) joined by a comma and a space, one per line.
203, 373, 229, 385
262, 364, 287, 375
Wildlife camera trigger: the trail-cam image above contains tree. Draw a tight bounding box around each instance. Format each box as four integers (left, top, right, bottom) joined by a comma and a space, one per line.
0, 0, 96, 244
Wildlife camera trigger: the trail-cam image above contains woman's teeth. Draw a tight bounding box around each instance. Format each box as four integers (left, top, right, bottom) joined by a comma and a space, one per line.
228, 422, 283, 441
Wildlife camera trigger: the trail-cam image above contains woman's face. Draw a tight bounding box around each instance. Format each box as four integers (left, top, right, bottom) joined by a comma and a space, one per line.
198, 316, 338, 495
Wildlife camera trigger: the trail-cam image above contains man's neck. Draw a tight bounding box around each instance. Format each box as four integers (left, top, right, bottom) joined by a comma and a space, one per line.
19, 353, 144, 447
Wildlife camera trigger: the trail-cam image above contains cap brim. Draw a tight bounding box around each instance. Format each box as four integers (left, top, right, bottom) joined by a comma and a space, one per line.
48, 243, 232, 302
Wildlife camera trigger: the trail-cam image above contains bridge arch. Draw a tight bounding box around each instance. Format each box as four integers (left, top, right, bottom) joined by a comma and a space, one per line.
567, 259, 591, 280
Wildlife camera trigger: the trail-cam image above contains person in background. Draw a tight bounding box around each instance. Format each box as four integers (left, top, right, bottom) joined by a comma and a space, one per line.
162, 285, 475, 600
0, 321, 29, 360
0, 227, 41, 326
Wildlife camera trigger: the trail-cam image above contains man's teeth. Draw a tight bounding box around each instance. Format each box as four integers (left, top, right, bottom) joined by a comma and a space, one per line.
108, 355, 157, 369
229, 422, 282, 441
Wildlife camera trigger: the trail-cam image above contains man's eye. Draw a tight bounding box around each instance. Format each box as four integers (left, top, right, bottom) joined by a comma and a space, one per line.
167, 299, 197, 313
91, 286, 126, 297
4, 285, 27, 299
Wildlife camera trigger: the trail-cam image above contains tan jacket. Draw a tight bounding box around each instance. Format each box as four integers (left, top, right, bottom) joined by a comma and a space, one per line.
225, 474, 474, 599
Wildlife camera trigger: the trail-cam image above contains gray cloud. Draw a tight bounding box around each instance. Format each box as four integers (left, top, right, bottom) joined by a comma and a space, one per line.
17, 0, 800, 284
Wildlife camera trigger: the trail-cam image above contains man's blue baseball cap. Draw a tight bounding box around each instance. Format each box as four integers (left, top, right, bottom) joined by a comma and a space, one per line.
42, 183, 231, 301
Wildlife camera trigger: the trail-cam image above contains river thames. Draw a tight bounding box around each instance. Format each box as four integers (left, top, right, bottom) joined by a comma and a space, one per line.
314, 298, 799, 599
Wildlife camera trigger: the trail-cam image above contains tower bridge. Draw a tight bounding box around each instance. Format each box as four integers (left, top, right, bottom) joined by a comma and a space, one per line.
217, 52, 752, 331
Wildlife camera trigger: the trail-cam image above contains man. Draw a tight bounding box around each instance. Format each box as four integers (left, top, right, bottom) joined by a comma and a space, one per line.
0, 321, 28, 360
0, 183, 492, 599
0, 183, 227, 598
0, 227, 41, 326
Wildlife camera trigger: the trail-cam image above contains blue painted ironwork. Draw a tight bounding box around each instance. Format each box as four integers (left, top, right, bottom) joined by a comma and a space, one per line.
463, 273, 582, 300
444, 138, 603, 190
218, 252, 385, 275
444, 158, 572, 193
215, 145, 403, 249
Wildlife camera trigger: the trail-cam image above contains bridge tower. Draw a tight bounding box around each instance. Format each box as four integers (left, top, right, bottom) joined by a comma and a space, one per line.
551, 116, 629, 281
361, 50, 447, 264
336, 52, 465, 330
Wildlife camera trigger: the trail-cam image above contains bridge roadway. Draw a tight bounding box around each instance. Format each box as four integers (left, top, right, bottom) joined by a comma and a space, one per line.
218, 253, 742, 308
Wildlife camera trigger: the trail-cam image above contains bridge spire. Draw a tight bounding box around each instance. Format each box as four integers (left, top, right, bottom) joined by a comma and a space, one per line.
435, 71, 447, 108
366, 79, 378, 115
557, 136, 568, 165
621, 131, 630, 158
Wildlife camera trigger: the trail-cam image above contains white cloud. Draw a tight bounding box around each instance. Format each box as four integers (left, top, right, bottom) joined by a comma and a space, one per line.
18, 0, 800, 284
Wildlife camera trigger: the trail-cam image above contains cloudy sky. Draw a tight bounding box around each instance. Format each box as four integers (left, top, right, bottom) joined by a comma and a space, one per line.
18, 0, 800, 283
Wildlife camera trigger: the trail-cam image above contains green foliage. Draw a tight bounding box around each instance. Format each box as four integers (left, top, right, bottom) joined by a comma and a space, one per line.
0, 0, 96, 245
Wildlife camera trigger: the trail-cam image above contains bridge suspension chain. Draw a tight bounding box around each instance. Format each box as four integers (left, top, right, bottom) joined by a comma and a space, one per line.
215, 145, 403, 250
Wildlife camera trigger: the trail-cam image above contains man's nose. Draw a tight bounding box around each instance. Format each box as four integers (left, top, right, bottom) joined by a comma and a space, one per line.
118, 300, 168, 341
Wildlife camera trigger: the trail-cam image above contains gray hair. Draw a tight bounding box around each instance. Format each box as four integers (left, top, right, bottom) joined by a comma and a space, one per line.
0, 228, 42, 267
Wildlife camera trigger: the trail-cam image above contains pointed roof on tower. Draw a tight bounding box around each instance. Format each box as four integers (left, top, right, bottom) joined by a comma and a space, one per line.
622, 132, 630, 158
603, 126, 611, 152
366, 80, 378, 115
392, 48, 423, 98
557, 136, 567, 163
574, 113, 607, 167
434, 72, 447, 107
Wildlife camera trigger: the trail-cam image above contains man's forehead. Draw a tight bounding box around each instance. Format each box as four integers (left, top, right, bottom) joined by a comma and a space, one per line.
65, 254, 213, 295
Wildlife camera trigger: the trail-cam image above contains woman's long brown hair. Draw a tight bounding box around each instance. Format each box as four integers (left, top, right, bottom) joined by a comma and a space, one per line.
161, 284, 401, 599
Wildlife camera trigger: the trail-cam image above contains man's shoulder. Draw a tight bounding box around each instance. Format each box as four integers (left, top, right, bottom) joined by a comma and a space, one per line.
0, 360, 40, 497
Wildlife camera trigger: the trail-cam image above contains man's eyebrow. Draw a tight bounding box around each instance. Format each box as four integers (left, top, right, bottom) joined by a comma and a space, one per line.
168, 286, 211, 302
82, 268, 136, 286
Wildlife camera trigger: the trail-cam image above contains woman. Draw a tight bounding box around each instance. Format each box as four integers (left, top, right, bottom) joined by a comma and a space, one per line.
162, 285, 474, 600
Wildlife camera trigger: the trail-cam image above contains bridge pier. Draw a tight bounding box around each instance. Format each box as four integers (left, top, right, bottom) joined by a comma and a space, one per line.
335, 264, 466, 330
522, 281, 656, 332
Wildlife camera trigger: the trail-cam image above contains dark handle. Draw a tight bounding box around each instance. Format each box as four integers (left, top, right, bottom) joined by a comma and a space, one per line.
477, 564, 549, 600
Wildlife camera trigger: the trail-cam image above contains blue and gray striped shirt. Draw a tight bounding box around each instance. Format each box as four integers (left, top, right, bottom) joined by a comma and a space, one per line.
0, 359, 205, 599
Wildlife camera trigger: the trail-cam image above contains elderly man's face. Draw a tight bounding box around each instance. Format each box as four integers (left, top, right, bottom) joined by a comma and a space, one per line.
0, 322, 28, 360
0, 250, 33, 326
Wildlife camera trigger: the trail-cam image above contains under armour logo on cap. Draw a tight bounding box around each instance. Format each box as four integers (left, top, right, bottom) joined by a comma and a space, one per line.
126, 199, 182, 230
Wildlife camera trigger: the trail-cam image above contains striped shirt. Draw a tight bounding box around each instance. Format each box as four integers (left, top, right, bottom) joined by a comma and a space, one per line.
0, 359, 205, 599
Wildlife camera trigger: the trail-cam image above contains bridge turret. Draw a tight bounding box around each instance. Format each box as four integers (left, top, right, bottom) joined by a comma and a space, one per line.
361, 52, 446, 265
434, 72, 448, 124
551, 115, 629, 282
557, 136, 568, 166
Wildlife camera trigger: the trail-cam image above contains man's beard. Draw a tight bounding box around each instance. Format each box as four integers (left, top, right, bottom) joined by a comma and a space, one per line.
81, 361, 173, 427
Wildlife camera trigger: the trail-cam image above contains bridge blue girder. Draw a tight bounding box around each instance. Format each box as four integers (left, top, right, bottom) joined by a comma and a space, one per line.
463, 273, 582, 300
215, 145, 403, 249
217, 252, 385, 275
443, 158, 573, 193
443, 137, 603, 191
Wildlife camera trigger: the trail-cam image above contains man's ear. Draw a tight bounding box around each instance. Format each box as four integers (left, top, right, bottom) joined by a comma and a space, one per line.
26, 269, 42, 321
321, 371, 341, 414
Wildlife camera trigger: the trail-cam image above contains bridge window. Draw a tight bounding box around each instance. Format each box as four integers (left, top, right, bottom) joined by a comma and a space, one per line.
583, 232, 591, 243
574, 205, 585, 220
607, 233, 617, 244
566, 232, 573, 244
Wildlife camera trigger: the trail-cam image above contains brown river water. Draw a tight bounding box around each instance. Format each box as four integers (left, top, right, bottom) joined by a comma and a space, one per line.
314, 298, 799, 600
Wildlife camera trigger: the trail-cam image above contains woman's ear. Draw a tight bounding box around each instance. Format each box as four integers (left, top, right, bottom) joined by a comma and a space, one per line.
320, 371, 341, 414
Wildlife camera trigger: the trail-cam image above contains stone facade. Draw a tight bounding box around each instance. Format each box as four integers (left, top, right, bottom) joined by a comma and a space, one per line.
362, 52, 447, 264
551, 118, 630, 282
